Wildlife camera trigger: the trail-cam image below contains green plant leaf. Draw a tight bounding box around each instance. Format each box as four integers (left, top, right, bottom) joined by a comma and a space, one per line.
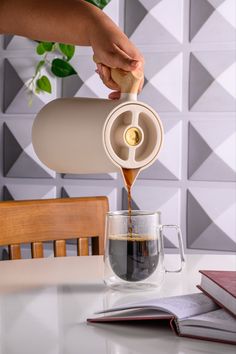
36, 75, 52, 93
85, 0, 111, 9
35, 60, 45, 74
59, 43, 75, 61
36, 43, 46, 55
42, 41, 54, 52
51, 58, 77, 77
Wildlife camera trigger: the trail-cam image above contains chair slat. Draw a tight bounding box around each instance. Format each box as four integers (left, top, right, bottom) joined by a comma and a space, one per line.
54, 240, 66, 257
9, 244, 21, 260
78, 238, 89, 256
31, 242, 44, 258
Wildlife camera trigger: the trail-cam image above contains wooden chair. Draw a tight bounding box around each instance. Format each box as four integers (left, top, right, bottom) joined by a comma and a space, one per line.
0, 196, 109, 260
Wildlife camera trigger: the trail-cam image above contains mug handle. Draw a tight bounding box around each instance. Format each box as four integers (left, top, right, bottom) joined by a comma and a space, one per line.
159, 225, 185, 273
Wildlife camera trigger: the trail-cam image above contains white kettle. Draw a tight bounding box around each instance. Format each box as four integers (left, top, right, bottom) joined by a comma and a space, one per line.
32, 68, 164, 176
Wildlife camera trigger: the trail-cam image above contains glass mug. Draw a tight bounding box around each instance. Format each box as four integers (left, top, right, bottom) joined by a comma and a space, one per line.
104, 211, 185, 291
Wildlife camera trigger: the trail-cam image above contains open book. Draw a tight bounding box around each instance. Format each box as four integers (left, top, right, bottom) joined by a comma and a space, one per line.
87, 293, 236, 345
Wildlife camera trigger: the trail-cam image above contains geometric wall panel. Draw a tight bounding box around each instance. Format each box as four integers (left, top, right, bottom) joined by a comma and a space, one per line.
3, 58, 57, 114
139, 52, 183, 112
3, 120, 55, 178
188, 120, 236, 181
139, 119, 182, 180
190, 0, 236, 42
61, 185, 117, 211
189, 51, 236, 111
62, 55, 111, 99
122, 184, 181, 247
125, 0, 184, 44
187, 188, 236, 251
103, 0, 119, 25
4, 35, 35, 50
3, 185, 56, 201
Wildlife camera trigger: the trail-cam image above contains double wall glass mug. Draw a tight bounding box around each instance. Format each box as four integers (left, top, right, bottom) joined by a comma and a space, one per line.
104, 211, 185, 291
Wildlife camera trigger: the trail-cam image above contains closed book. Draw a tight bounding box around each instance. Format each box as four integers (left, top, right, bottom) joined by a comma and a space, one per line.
87, 293, 236, 345
197, 270, 236, 317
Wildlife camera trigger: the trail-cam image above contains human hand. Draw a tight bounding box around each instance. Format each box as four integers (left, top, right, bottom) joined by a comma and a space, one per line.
89, 12, 144, 99
95, 61, 144, 99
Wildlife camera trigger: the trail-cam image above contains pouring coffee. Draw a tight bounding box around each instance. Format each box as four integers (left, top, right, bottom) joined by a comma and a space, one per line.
31, 67, 176, 290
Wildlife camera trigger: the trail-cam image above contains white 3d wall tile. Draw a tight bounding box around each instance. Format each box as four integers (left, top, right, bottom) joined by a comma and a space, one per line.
3, 119, 55, 178
187, 187, 236, 251
188, 119, 236, 181
61, 185, 117, 212
125, 0, 184, 44
3, 185, 56, 201
189, 51, 236, 111
190, 0, 236, 42
140, 52, 183, 112
3, 58, 57, 114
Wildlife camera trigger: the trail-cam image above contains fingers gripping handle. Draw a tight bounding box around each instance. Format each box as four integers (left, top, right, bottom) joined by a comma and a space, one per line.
93, 56, 143, 101
111, 68, 143, 101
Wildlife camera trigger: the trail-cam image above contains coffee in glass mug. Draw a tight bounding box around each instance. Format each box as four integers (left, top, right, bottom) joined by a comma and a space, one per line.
104, 211, 185, 291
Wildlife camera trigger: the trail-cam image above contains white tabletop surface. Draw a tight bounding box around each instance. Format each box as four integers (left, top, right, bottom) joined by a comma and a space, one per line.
0, 254, 235, 354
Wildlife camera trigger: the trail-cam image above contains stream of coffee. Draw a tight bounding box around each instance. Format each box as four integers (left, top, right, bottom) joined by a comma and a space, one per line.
109, 168, 159, 282
122, 168, 140, 236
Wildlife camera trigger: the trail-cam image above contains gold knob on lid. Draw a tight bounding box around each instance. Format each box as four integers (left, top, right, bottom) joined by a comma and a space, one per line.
125, 127, 142, 146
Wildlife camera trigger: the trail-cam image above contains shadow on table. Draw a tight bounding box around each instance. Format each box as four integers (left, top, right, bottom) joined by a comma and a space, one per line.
0, 282, 106, 295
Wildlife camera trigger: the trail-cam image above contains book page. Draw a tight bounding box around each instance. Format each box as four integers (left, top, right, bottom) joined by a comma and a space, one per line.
90, 308, 172, 322
95, 293, 219, 320
179, 309, 236, 333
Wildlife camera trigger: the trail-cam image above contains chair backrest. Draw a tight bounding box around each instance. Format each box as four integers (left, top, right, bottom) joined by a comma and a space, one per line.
0, 196, 109, 260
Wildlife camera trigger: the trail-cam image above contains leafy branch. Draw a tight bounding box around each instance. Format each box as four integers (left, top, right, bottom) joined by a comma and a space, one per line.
27, 42, 77, 98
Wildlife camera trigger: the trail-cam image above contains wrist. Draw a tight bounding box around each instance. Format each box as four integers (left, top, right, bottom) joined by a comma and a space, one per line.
86, 6, 110, 46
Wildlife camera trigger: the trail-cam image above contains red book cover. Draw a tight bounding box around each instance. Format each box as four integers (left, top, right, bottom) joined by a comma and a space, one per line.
198, 270, 236, 317
199, 270, 236, 297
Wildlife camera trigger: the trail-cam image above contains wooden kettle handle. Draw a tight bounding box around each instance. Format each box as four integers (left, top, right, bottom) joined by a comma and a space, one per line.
93, 55, 143, 94
110, 68, 143, 94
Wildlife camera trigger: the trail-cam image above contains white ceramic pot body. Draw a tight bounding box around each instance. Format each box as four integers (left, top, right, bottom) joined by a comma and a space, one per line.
32, 95, 164, 175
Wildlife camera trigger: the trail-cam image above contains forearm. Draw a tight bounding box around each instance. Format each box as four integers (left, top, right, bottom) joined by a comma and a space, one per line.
0, 0, 109, 45
0, 0, 144, 96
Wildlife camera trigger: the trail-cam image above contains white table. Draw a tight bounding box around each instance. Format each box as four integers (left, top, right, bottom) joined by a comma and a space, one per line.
0, 254, 235, 354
